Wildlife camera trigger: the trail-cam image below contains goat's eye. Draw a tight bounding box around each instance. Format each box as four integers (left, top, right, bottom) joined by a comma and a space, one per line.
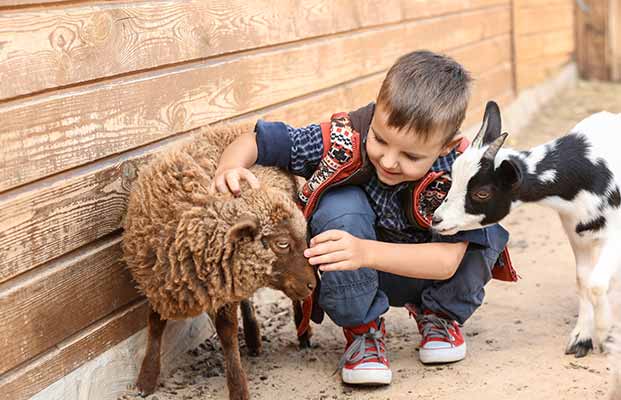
275, 241, 289, 249
472, 190, 491, 201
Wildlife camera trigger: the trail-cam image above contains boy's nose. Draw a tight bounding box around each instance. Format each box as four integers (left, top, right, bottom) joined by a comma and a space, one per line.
432, 215, 443, 225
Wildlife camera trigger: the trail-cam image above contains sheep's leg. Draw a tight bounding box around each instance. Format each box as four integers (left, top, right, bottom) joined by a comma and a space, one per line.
562, 218, 596, 357
136, 307, 168, 395
292, 299, 312, 349
588, 238, 619, 351
216, 303, 249, 400
240, 299, 262, 356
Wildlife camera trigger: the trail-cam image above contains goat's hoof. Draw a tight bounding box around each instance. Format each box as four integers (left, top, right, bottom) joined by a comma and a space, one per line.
565, 338, 593, 358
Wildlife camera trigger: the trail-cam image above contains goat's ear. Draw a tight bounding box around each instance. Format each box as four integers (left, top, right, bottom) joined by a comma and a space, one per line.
472, 101, 502, 148
483, 132, 508, 160
227, 214, 259, 242
497, 159, 522, 192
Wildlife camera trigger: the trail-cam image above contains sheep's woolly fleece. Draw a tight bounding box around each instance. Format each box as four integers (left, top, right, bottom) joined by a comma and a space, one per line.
122, 122, 307, 319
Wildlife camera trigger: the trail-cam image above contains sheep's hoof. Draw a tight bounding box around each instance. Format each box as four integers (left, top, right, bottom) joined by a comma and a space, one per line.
136, 380, 157, 397
298, 334, 312, 349
565, 338, 593, 358
247, 347, 262, 357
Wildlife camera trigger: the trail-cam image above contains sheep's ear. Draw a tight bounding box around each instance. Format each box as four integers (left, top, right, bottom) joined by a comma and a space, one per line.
496, 158, 522, 192
227, 214, 259, 242
472, 101, 502, 148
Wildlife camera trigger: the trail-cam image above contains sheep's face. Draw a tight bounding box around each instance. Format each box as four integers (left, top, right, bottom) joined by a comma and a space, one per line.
432, 101, 519, 235
265, 221, 316, 301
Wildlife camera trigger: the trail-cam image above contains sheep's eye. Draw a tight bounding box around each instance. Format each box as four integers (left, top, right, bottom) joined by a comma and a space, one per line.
473, 190, 491, 201
275, 241, 289, 249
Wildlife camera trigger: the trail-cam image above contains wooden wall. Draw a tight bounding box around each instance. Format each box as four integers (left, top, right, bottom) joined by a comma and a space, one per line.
576, 0, 621, 81
512, 0, 575, 91
0, 1, 573, 399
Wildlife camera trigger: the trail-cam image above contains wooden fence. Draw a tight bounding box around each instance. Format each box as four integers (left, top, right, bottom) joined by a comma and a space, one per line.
0, 1, 575, 399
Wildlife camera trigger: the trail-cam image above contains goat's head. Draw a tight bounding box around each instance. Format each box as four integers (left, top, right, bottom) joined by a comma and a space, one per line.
432, 101, 521, 235
223, 189, 316, 301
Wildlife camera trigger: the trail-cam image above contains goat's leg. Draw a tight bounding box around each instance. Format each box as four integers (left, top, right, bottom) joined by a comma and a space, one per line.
562, 218, 596, 357
216, 303, 249, 400
292, 299, 312, 349
588, 239, 619, 351
136, 307, 168, 395
240, 299, 262, 357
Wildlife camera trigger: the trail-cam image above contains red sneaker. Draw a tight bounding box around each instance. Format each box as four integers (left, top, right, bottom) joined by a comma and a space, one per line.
406, 305, 467, 364
339, 318, 392, 385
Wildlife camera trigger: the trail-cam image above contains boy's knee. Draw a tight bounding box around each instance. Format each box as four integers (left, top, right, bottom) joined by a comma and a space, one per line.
310, 186, 376, 237
318, 268, 378, 327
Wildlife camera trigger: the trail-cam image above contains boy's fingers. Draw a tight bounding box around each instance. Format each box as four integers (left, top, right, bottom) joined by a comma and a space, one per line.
310, 230, 344, 246
304, 241, 340, 258
308, 251, 347, 266
241, 170, 261, 189
319, 261, 354, 272
225, 172, 241, 195
214, 176, 229, 194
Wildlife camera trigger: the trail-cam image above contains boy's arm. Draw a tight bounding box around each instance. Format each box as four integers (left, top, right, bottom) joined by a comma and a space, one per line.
305, 230, 468, 280
212, 121, 324, 194
364, 240, 468, 280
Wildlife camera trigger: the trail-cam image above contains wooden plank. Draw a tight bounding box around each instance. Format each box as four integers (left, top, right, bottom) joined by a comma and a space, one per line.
0, 0, 410, 100
0, 300, 149, 400
514, 0, 572, 8
516, 53, 572, 90
402, 0, 509, 18
0, 34, 513, 284
514, 2, 574, 34
0, 6, 512, 193
462, 90, 515, 133
0, 235, 140, 375
609, 0, 621, 81
514, 29, 574, 62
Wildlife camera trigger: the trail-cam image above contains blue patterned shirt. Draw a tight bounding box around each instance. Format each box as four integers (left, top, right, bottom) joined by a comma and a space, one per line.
254, 119, 488, 247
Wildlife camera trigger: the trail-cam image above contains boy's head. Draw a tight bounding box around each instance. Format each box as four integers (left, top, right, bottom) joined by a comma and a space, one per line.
368, 50, 471, 185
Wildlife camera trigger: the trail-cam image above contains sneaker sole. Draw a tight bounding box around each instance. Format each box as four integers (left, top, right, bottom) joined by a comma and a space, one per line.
419, 342, 467, 364
342, 368, 392, 385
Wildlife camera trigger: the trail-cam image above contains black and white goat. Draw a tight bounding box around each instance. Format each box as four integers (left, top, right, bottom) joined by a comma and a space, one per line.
432, 101, 621, 357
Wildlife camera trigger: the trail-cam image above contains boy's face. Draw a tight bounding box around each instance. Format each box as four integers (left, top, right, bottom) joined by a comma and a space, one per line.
367, 102, 462, 185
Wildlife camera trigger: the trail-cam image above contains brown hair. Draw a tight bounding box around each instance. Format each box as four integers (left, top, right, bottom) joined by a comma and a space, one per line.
377, 50, 471, 143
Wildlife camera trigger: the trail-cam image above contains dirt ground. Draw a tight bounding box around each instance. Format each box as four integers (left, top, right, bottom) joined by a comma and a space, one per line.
119, 80, 621, 400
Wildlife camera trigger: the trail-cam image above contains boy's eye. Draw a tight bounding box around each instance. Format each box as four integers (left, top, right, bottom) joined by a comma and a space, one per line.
373, 134, 386, 145
404, 154, 419, 161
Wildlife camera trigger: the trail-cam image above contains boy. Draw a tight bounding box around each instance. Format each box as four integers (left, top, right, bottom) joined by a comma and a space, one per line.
211, 50, 512, 385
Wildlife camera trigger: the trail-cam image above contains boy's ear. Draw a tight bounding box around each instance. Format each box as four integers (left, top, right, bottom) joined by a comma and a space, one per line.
439, 134, 464, 156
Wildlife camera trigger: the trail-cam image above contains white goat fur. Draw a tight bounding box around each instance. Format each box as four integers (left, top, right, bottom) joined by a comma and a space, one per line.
434, 105, 621, 357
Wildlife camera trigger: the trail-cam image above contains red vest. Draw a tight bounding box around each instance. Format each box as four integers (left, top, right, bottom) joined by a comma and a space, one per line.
295, 106, 517, 337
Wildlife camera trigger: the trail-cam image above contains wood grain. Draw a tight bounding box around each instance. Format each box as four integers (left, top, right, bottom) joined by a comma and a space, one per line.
0, 0, 512, 100
0, 236, 140, 375
0, 300, 148, 400
0, 6, 511, 193
0, 33, 513, 284
514, 2, 574, 34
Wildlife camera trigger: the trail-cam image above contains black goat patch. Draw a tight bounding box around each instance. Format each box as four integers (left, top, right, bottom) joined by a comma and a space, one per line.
518, 134, 613, 203
575, 216, 607, 235
608, 186, 621, 208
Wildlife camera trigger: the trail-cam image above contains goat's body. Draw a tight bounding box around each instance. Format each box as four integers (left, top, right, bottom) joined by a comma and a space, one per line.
435, 103, 621, 358
496, 112, 621, 355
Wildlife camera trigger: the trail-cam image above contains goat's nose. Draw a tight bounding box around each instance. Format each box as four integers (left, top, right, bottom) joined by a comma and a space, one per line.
432, 215, 443, 225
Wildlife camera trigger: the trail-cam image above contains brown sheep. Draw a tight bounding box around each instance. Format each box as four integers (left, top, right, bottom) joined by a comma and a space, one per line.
122, 122, 317, 400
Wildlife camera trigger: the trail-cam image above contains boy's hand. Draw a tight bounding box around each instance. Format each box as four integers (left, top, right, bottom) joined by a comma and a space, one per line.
210, 167, 260, 196
304, 230, 368, 272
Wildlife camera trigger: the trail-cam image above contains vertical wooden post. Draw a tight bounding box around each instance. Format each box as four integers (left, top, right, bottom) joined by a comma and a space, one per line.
575, 0, 610, 80
610, 0, 621, 80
